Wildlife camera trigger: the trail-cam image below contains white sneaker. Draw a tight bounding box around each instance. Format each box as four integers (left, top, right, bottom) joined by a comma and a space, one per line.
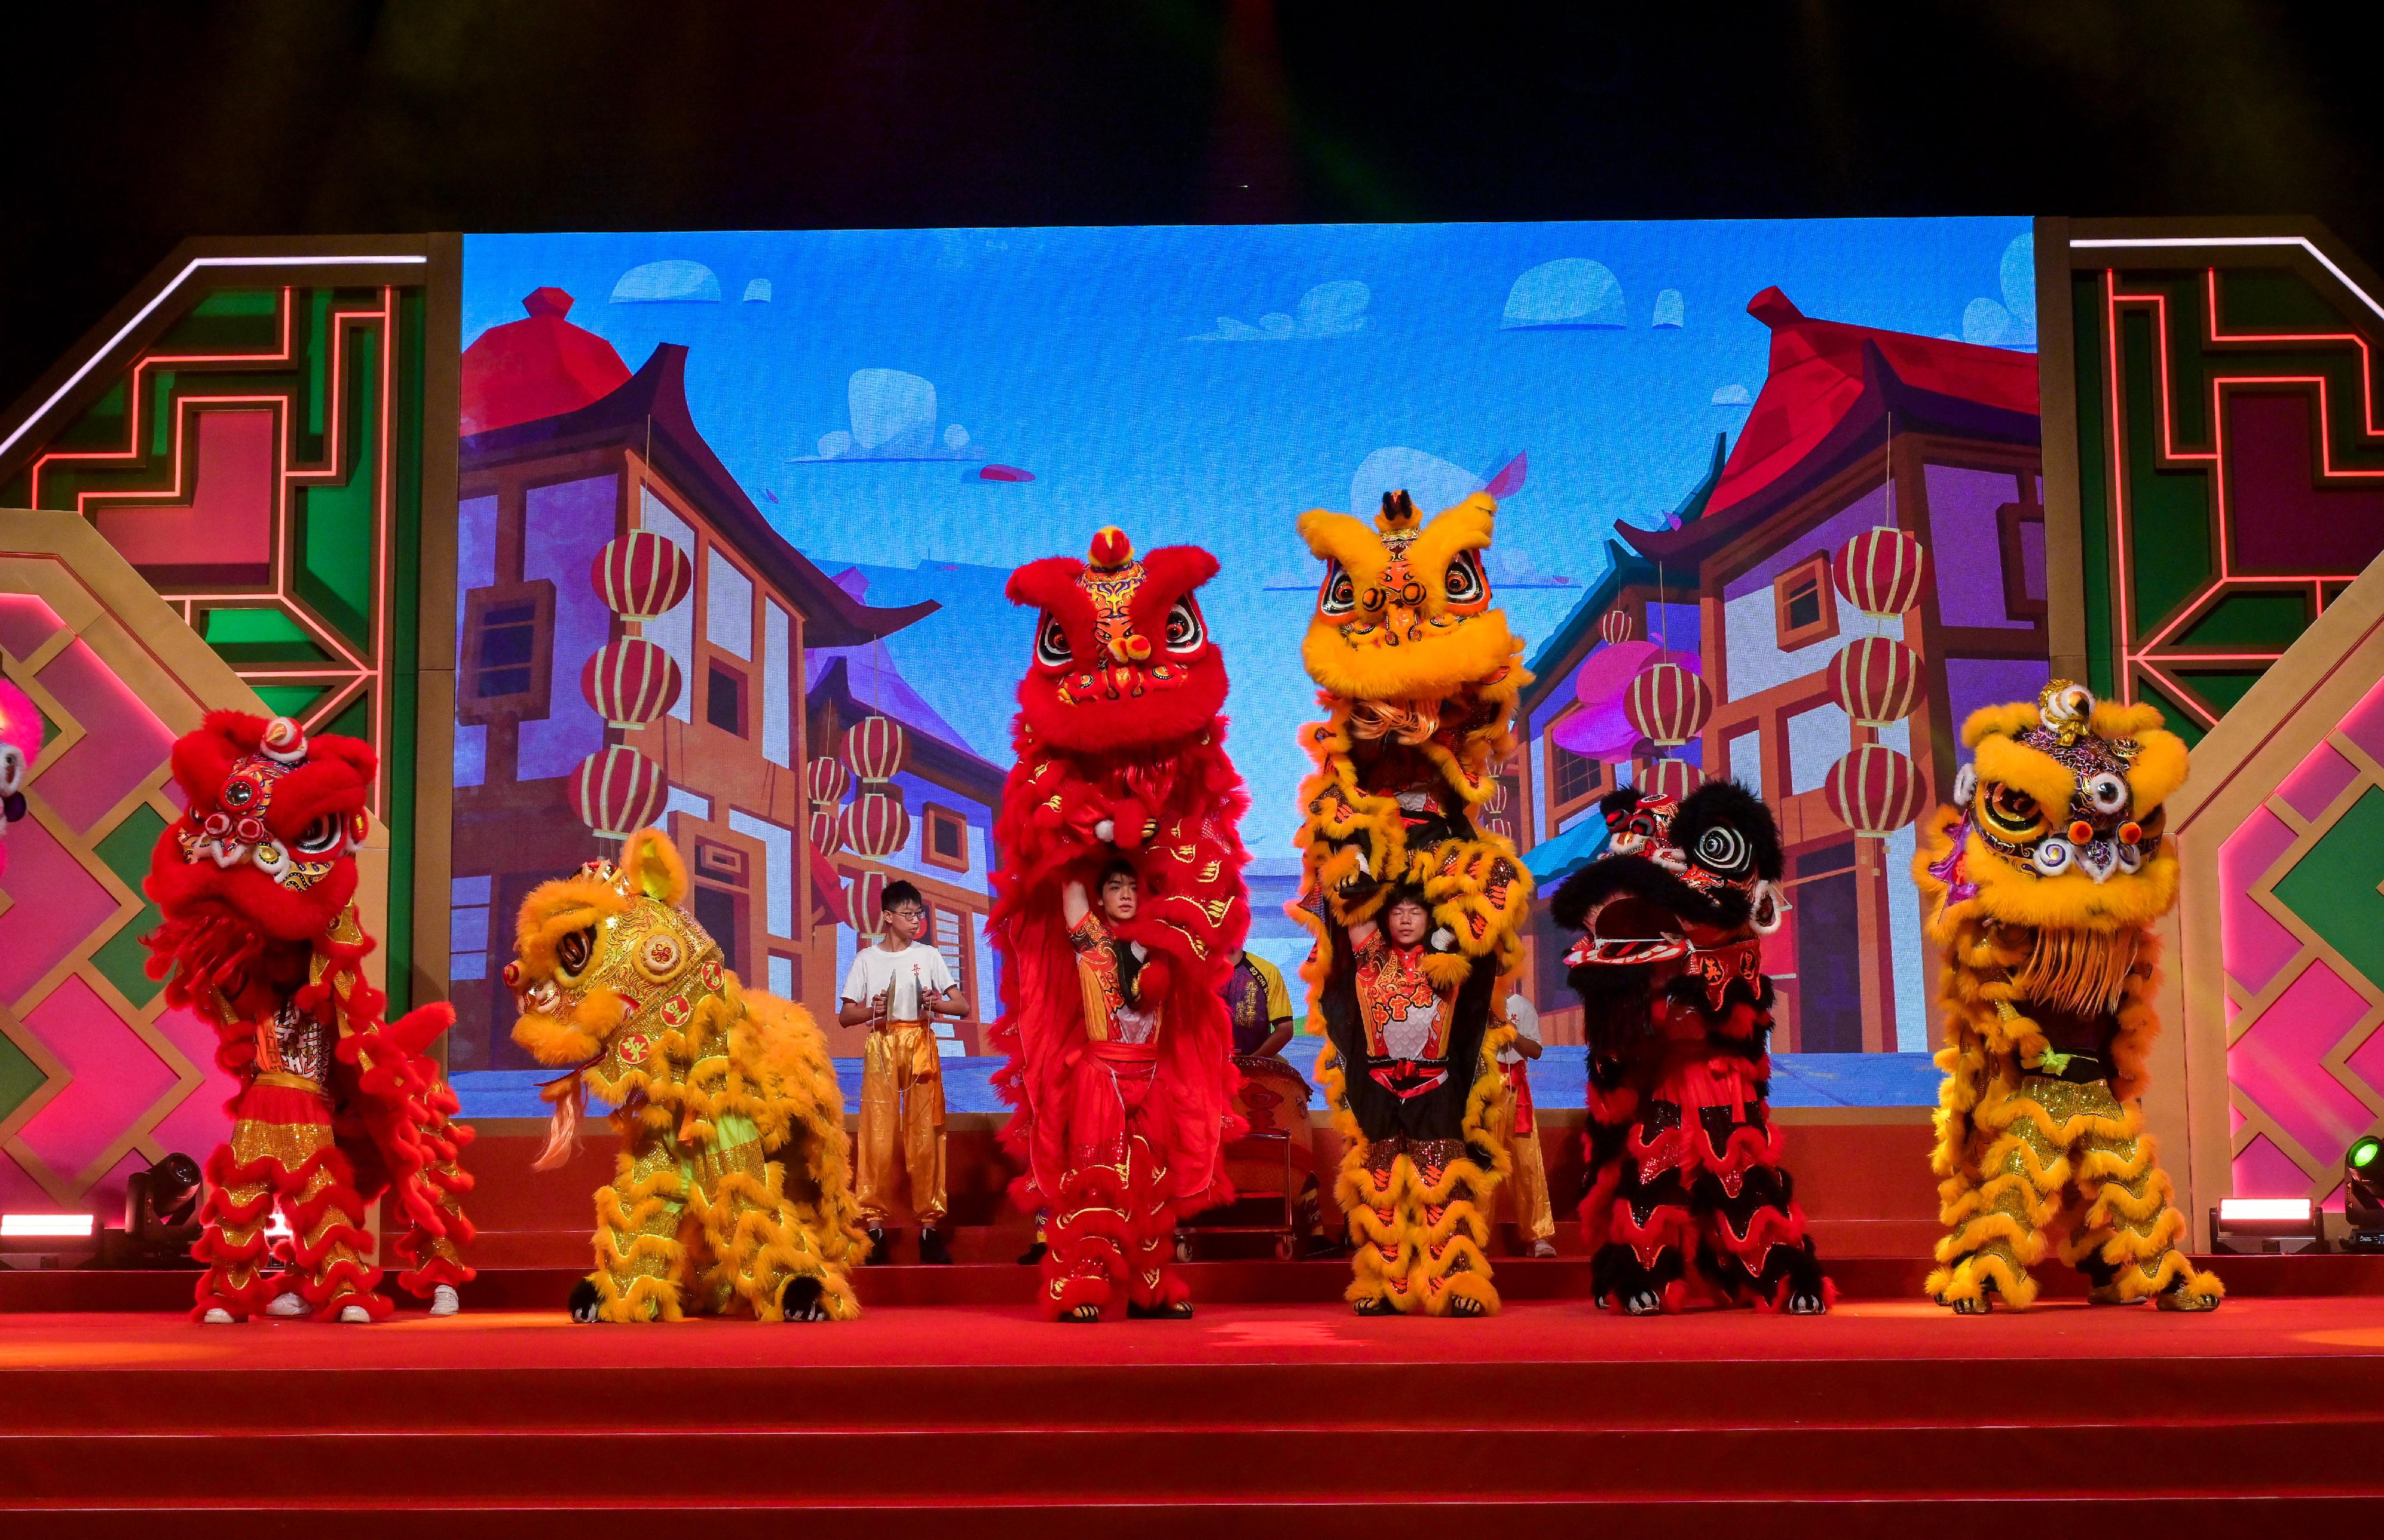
428, 1284, 460, 1317
336, 1305, 372, 1323
266, 1291, 310, 1318
201, 1307, 237, 1324
1528, 1240, 1559, 1260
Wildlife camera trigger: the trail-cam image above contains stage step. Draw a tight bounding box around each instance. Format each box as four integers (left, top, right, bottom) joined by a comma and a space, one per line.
2, 1297, 2382, 1530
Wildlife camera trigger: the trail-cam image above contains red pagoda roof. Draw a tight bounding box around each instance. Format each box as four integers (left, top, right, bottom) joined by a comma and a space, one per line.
460, 288, 634, 436
1624, 288, 2039, 566
461, 340, 936, 648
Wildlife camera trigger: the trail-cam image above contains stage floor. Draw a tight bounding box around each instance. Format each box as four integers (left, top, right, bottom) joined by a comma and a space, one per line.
5, 1294, 2384, 1533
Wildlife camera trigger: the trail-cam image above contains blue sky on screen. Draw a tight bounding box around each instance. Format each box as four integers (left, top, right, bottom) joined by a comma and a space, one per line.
465, 217, 2031, 852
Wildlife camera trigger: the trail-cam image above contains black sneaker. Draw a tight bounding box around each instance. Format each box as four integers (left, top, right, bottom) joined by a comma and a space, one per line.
918, 1227, 954, 1265
1016, 1240, 1048, 1265
863, 1227, 890, 1265
1126, 1298, 1193, 1321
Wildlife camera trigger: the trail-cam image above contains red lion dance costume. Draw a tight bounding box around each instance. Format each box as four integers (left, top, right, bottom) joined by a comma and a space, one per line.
1551, 783, 1830, 1315
144, 712, 475, 1323
990, 527, 1249, 1321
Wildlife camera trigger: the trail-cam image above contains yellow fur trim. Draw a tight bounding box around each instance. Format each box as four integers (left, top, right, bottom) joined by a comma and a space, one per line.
2089, 699, 2168, 742
1974, 734, 2078, 823
1404, 493, 1497, 620
1296, 509, 1393, 591
1965, 833, 2180, 930
2122, 726, 2189, 812
620, 825, 690, 905
1962, 701, 2042, 747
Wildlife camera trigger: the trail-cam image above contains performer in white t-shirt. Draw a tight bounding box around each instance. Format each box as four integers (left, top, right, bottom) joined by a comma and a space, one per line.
838, 881, 969, 1264
1490, 985, 1557, 1258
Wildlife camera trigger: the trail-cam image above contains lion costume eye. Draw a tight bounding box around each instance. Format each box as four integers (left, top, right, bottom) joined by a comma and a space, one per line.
1442, 550, 1488, 608
1979, 784, 2047, 840
291, 813, 343, 856
1163, 595, 1206, 654
1034, 612, 1072, 668
1693, 824, 1751, 877
556, 927, 595, 979
0, 746, 22, 797
2084, 772, 2128, 816
1320, 562, 1356, 617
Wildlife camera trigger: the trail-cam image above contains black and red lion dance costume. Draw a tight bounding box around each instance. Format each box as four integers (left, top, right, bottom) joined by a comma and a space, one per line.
144, 711, 474, 1322
1552, 781, 1829, 1315
989, 527, 1249, 1321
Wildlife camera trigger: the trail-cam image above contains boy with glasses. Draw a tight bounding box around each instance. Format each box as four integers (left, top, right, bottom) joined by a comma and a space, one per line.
839, 881, 968, 1263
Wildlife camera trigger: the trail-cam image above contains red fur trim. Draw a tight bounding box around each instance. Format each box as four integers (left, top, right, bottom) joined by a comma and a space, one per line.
397, 1256, 476, 1294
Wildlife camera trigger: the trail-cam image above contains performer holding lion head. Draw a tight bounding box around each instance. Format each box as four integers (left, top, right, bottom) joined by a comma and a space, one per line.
1916, 682, 2221, 1313
1290, 489, 1532, 1317
989, 527, 1250, 1322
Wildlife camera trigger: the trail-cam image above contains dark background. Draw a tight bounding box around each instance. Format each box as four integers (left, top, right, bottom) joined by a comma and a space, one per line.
5, 1, 2377, 411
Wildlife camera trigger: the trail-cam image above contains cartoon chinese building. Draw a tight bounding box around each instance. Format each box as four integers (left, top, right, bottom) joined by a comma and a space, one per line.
1514, 288, 2047, 1054
447, 287, 970, 1070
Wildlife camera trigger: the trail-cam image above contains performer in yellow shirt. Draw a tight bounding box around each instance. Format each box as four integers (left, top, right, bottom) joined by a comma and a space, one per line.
838, 880, 970, 1265
1490, 983, 1558, 1258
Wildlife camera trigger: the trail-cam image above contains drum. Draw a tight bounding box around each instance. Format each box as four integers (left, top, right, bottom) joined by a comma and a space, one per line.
1225, 1052, 1315, 1204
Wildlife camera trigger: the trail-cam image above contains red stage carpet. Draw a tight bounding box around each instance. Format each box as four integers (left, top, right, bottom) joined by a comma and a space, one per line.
4, 1287, 2383, 1534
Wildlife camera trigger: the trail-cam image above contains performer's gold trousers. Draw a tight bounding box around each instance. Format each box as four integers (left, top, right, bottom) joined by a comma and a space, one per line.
1491, 1128, 1556, 1243
856, 1021, 947, 1226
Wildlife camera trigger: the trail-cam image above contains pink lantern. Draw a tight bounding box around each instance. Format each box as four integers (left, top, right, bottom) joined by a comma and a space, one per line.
581, 638, 682, 728
592, 530, 693, 620
1598, 608, 1635, 645
1832, 526, 1929, 619
1825, 743, 1920, 837
1624, 662, 1713, 749
1827, 636, 1923, 726
839, 791, 912, 860
1642, 758, 1703, 803
1563, 642, 1691, 759
570, 745, 666, 841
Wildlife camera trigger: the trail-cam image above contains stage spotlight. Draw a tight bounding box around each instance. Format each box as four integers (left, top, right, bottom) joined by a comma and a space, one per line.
2343, 1135, 2384, 1253
102, 1151, 206, 1266
2211, 1196, 2323, 1255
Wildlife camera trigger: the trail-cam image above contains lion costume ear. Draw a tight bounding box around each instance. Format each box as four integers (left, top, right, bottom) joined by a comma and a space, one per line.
619, 827, 688, 906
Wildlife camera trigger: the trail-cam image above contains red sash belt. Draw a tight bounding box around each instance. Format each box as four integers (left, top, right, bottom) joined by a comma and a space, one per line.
1369, 1058, 1448, 1100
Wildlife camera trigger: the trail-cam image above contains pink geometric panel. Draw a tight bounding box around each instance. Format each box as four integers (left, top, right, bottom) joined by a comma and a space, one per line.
2233, 1131, 2315, 1197
2230, 1103, 2246, 1135
2230, 957, 2379, 1170
2219, 806, 2302, 995
2346, 1014, 2384, 1103
0, 594, 64, 664
2277, 741, 2359, 821
13, 976, 175, 1187
2343, 672, 2384, 766
87, 1147, 153, 1229
89, 408, 277, 576
0, 1147, 47, 1211
0, 820, 118, 1004
146, 1004, 231, 1161
32, 638, 174, 833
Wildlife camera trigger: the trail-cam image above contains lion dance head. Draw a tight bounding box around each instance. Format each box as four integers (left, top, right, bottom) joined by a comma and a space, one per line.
1006, 526, 1228, 755
1919, 679, 2189, 939
144, 711, 376, 1013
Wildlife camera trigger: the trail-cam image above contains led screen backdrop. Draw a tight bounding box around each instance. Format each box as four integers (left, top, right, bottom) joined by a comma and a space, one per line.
451, 216, 2044, 1102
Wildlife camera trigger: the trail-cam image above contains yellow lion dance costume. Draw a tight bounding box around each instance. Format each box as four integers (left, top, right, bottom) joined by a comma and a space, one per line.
1915, 681, 2221, 1313
509, 828, 865, 1322
1292, 489, 1531, 1317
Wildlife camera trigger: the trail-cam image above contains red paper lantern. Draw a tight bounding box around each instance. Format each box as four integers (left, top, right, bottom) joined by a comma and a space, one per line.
1643, 758, 1704, 803
848, 869, 887, 937
841, 715, 908, 783
840, 790, 912, 860
1832, 526, 1929, 619
1825, 743, 1920, 837
805, 756, 848, 855
592, 530, 693, 620
1624, 662, 1712, 748
1598, 608, 1635, 645
1827, 636, 1924, 726
580, 638, 682, 728
570, 745, 666, 840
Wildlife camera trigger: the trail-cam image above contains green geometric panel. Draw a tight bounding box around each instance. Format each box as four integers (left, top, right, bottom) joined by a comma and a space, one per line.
2171, 669, 2265, 721
89, 905, 164, 1009
2274, 787, 2384, 986
322, 693, 372, 744
253, 684, 337, 721
2220, 268, 2348, 331
2139, 678, 2207, 750
93, 805, 167, 890
2175, 591, 2313, 651
200, 607, 334, 666
0, 1029, 44, 1123
2073, 272, 2116, 700
157, 287, 281, 355
2120, 308, 2217, 635
292, 327, 378, 647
